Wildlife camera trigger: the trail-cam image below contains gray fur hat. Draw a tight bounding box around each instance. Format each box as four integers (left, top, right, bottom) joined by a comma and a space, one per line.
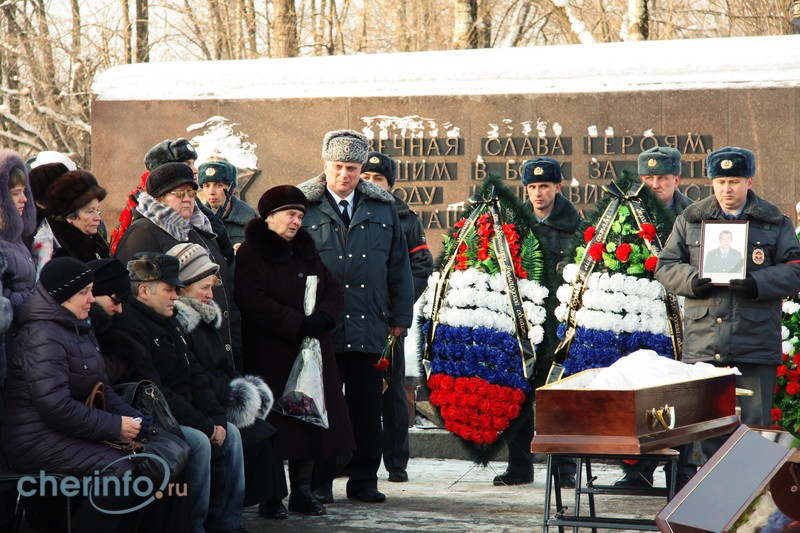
321, 129, 369, 164
638, 146, 682, 176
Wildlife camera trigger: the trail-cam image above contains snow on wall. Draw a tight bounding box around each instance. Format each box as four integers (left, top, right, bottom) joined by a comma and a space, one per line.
93, 35, 800, 102
187, 116, 258, 169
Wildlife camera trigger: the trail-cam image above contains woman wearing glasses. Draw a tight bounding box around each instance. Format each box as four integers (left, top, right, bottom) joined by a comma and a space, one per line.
43, 170, 111, 263
114, 162, 237, 369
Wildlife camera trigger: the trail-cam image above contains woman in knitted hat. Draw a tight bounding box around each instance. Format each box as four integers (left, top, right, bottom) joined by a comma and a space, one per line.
1, 257, 147, 530
168, 242, 289, 519
43, 169, 111, 263
235, 185, 354, 517
114, 162, 239, 373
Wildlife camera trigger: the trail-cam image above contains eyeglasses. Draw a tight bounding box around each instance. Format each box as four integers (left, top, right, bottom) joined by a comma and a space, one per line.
167, 189, 198, 199
109, 293, 128, 305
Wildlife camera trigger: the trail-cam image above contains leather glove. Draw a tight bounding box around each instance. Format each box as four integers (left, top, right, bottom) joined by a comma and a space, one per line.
691, 276, 715, 298
729, 276, 758, 300
299, 313, 328, 338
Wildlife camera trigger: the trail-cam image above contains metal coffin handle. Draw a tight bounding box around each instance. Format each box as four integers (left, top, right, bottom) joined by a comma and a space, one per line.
646, 404, 676, 430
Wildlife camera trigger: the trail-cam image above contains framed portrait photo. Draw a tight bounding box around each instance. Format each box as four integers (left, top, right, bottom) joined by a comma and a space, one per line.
699, 220, 749, 285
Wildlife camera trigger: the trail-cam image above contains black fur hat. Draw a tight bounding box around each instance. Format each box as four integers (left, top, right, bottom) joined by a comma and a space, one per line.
45, 170, 107, 217
144, 138, 198, 171
146, 162, 198, 199
29, 163, 69, 203
257, 185, 308, 219
361, 151, 397, 186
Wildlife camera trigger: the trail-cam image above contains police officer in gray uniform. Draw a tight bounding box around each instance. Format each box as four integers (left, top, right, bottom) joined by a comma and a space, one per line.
657, 146, 800, 460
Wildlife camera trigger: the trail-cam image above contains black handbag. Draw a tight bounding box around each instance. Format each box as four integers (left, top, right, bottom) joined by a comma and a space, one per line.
115, 380, 185, 439
85, 382, 190, 481
132, 428, 190, 481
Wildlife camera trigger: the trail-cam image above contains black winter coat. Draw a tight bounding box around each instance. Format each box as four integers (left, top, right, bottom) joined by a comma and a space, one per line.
114, 198, 241, 370
113, 297, 226, 437
531, 193, 583, 272
395, 195, 434, 302
90, 303, 160, 385
235, 220, 355, 460
1, 284, 140, 475
49, 217, 111, 262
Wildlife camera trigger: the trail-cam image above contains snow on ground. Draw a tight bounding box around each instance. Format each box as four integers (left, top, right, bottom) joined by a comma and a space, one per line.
94, 35, 800, 101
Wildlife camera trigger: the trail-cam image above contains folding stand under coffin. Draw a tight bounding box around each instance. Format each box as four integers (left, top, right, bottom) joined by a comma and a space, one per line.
531, 368, 740, 532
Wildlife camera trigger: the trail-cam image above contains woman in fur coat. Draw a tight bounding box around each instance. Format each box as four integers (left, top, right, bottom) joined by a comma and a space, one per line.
43, 170, 111, 263
234, 185, 354, 517
168, 243, 289, 520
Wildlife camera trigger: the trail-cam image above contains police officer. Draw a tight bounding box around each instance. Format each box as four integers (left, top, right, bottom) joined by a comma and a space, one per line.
361, 151, 434, 483
656, 146, 800, 459
638, 146, 693, 215
298, 130, 414, 503
494, 157, 580, 487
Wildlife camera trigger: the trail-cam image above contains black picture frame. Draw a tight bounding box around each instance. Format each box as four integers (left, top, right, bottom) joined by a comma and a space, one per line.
699, 220, 749, 285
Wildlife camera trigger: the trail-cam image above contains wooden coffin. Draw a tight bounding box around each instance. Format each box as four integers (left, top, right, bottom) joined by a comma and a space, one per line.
531, 368, 739, 454
656, 425, 800, 533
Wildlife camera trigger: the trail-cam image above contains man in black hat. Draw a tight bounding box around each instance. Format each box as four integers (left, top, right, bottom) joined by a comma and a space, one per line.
493, 157, 581, 487
113, 252, 246, 533
361, 151, 433, 483
297, 130, 413, 503
657, 146, 800, 459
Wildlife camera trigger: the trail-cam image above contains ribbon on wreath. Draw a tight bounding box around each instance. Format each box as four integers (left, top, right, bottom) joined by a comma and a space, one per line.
423, 188, 537, 380
551, 182, 683, 381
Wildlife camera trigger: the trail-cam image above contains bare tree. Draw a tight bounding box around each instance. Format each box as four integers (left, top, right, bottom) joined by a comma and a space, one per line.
274, 0, 300, 57
453, 0, 477, 48
627, 0, 649, 40
136, 0, 149, 62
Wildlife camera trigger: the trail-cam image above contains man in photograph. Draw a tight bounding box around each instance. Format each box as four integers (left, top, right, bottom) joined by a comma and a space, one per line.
703, 230, 743, 274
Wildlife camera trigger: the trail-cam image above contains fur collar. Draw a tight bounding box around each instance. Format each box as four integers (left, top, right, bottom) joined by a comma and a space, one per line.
135, 192, 214, 241
297, 173, 395, 204
174, 297, 222, 333
0, 151, 37, 241
243, 218, 318, 263
682, 190, 783, 225
535, 193, 582, 232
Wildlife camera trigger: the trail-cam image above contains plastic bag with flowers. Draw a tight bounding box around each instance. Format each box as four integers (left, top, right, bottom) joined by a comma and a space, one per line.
554, 170, 681, 376
773, 297, 800, 441
420, 175, 548, 463
274, 275, 329, 428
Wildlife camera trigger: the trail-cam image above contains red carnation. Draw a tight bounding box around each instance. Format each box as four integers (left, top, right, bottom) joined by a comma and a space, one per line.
787, 381, 800, 396
645, 256, 658, 272
793, 353, 800, 365
588, 242, 605, 261
778, 365, 788, 377
638, 223, 657, 242
584, 226, 597, 243
373, 358, 389, 372
615, 242, 633, 262
783, 353, 790, 362
772, 407, 783, 422
788, 369, 800, 383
